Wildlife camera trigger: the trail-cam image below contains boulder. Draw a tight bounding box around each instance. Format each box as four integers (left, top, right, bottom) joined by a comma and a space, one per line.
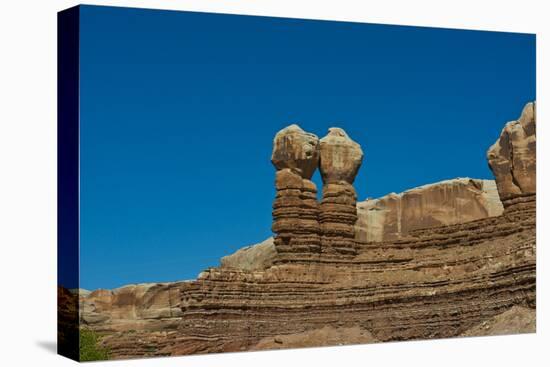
319, 127, 363, 184
271, 124, 320, 179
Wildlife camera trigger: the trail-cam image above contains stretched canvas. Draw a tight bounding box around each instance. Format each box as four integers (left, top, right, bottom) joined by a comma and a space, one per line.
58, 5, 536, 362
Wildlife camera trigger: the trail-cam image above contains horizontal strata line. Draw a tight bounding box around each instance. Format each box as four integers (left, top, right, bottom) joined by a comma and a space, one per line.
180, 278, 535, 311
83, 199, 537, 358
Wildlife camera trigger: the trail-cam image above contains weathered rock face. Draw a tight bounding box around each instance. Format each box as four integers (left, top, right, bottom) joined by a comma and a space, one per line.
251, 325, 378, 351
356, 178, 504, 242
319, 128, 363, 256
487, 102, 536, 208
220, 237, 276, 271
319, 128, 363, 184
220, 178, 505, 269
271, 124, 320, 179
460, 306, 535, 337
271, 125, 321, 261
78, 106, 536, 360
87, 203, 535, 359
80, 283, 185, 331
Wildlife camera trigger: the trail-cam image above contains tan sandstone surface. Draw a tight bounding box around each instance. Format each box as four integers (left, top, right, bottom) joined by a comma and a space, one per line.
223, 177, 504, 270
271, 125, 322, 261
75, 102, 536, 360
220, 237, 276, 271
460, 306, 535, 337
319, 128, 364, 257
487, 102, 536, 206
355, 178, 503, 242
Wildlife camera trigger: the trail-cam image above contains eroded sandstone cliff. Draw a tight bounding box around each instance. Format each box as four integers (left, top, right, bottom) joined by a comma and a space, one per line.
221, 177, 504, 270
355, 178, 503, 242
84, 202, 534, 359
78, 102, 536, 359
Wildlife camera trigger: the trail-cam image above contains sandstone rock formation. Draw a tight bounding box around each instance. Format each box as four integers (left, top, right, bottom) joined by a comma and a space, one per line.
319, 128, 363, 256
271, 124, 320, 179
460, 306, 535, 337
355, 178, 503, 242
80, 283, 185, 331
487, 102, 536, 208
271, 125, 321, 261
251, 325, 378, 350
84, 200, 535, 358
77, 105, 535, 359
219, 177, 504, 270
319, 128, 363, 184
220, 237, 276, 271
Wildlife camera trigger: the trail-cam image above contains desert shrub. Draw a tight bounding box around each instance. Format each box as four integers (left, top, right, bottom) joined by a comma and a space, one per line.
79, 328, 109, 361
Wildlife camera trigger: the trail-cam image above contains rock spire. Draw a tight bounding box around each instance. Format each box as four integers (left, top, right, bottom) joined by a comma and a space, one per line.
318, 127, 364, 256
271, 124, 321, 260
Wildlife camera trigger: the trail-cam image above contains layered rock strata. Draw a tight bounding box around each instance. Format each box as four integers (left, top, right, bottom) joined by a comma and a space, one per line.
220, 177, 504, 268
220, 237, 276, 271
319, 128, 363, 256
356, 178, 503, 242
79, 103, 535, 359
85, 200, 535, 358
271, 125, 322, 261
487, 102, 536, 209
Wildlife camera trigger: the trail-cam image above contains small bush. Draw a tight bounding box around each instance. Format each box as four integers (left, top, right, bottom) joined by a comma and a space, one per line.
79, 328, 109, 361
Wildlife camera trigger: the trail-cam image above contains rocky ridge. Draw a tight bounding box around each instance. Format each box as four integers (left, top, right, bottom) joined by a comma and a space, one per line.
222, 177, 504, 270
76, 102, 536, 359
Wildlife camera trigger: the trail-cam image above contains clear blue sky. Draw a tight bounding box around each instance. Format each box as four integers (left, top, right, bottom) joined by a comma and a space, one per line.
78, 5, 535, 290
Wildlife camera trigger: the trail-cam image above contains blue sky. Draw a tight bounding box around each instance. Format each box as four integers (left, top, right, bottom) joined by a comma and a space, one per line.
78, 5, 535, 290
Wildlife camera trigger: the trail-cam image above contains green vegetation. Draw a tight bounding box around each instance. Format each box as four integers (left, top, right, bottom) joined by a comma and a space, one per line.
79, 328, 110, 361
